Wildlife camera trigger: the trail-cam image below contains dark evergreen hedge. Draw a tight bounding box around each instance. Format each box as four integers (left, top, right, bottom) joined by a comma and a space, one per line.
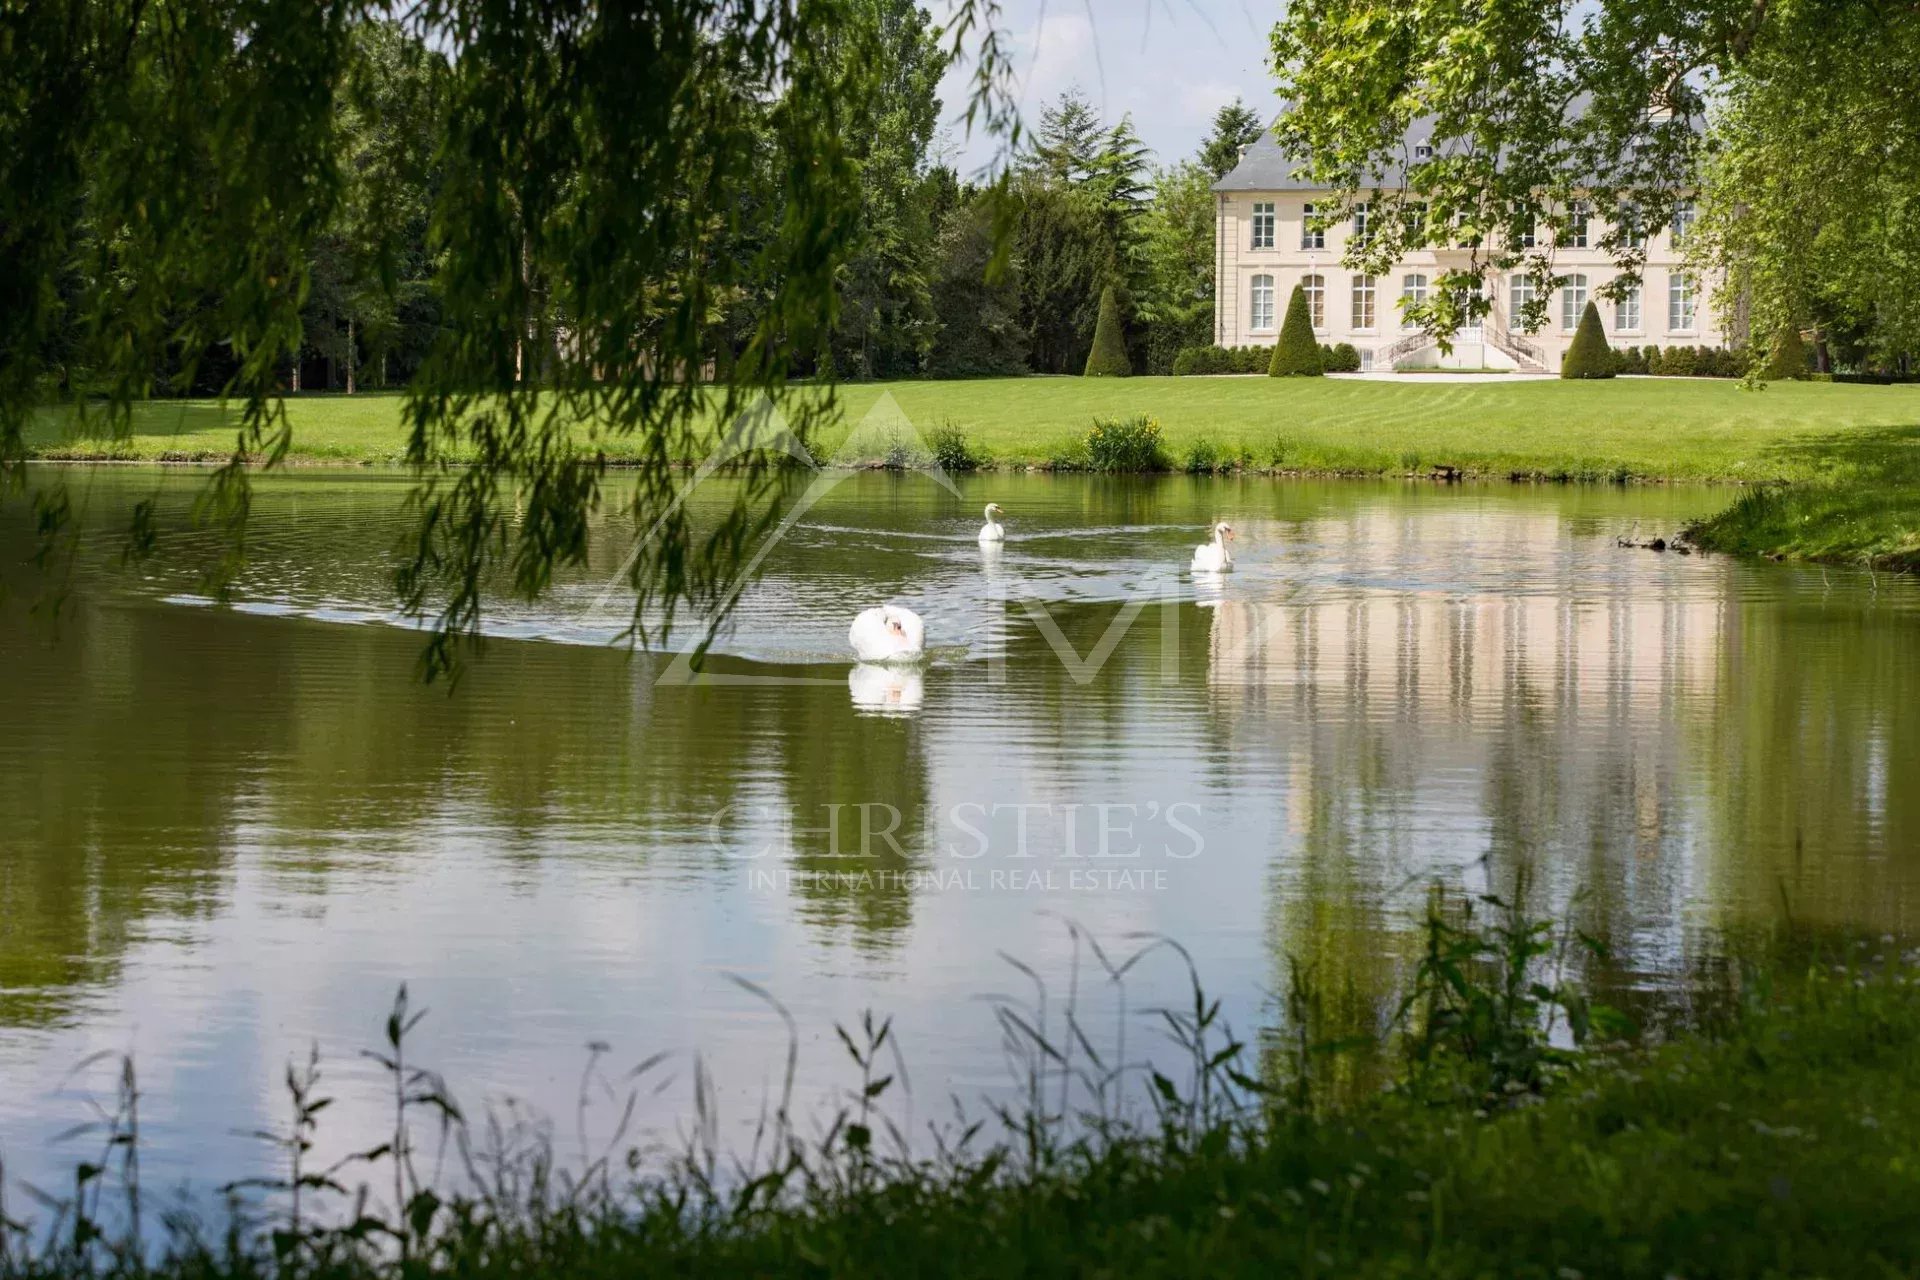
1321, 342, 1362, 373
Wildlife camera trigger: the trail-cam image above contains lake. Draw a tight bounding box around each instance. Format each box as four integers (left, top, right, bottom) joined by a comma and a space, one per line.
2, 466, 1915, 1211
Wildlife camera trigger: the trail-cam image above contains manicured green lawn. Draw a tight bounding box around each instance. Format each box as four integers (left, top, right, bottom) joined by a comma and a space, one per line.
26, 376, 1920, 484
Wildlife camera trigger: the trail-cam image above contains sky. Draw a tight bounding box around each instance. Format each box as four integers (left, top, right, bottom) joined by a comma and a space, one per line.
931, 0, 1281, 175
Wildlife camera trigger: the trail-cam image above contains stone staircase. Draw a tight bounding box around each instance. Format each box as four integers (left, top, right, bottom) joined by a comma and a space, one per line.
1376, 326, 1549, 372
1487, 326, 1548, 372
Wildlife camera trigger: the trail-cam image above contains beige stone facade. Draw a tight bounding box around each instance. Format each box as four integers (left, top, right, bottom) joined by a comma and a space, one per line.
1212, 191, 1724, 371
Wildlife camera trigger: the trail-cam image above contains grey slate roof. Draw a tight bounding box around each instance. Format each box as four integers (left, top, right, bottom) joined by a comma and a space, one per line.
1214, 96, 1685, 193
1211, 122, 1422, 193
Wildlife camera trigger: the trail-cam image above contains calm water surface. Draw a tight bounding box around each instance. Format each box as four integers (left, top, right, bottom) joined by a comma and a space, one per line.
2, 466, 1916, 1207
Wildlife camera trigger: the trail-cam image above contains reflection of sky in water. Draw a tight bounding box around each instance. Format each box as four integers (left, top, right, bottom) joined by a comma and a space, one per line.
1, 467, 1917, 1215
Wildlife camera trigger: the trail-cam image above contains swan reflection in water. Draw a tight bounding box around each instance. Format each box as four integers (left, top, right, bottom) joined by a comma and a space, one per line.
848, 662, 925, 715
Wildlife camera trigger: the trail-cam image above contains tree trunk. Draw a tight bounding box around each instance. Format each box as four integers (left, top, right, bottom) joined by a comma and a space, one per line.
346, 317, 356, 394
291, 360, 301, 393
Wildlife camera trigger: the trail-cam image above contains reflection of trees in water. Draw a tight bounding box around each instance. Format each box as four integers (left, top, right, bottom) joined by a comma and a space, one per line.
5, 478, 1920, 1040
0, 597, 943, 1019
774, 686, 932, 948
1207, 574, 1920, 1066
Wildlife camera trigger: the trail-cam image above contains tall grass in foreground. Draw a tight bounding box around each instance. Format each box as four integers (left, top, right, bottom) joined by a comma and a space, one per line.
5, 888, 1920, 1277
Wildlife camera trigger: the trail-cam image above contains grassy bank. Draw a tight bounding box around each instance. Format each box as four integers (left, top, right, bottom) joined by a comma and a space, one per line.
25, 376, 1920, 483
1687, 430, 1920, 569
7, 907, 1920, 1277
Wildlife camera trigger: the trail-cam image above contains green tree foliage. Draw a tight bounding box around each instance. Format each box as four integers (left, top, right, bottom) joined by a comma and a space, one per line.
925, 87, 1218, 380
822, 0, 949, 380
1137, 162, 1216, 373
1011, 179, 1111, 373
1198, 97, 1265, 180
0, 1, 1022, 677
1083, 285, 1131, 377
1561, 302, 1615, 379
1269, 286, 1323, 377
926, 195, 1025, 377
1693, 9, 1920, 371
1267, 1, 1730, 343
1765, 325, 1810, 381
1000, 91, 1155, 374
1024, 90, 1105, 185
1271, 1, 1920, 370
302, 19, 446, 394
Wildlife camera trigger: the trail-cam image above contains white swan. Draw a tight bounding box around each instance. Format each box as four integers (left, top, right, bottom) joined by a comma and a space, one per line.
849, 605, 925, 663
1190, 521, 1235, 572
978, 502, 1006, 543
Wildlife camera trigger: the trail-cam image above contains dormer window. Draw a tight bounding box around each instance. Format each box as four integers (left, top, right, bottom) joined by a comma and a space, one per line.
1414, 142, 1434, 161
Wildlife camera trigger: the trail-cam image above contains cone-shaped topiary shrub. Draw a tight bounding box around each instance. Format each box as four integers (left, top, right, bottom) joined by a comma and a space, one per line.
1765, 325, 1809, 380
1561, 300, 1615, 378
1269, 286, 1323, 376
1083, 285, 1132, 377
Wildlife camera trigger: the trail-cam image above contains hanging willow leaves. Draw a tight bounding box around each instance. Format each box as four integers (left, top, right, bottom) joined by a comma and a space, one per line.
0, 0, 1020, 679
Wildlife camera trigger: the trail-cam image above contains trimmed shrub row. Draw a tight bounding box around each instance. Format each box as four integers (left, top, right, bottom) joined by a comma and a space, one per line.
1812, 371, 1920, 385
1615, 345, 1749, 377
1174, 341, 1361, 376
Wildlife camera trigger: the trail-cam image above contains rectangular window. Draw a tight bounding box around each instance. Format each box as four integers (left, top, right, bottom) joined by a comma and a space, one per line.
1250, 201, 1275, 251
1620, 205, 1645, 249
1401, 274, 1428, 328
1561, 275, 1589, 330
1402, 201, 1429, 239
1518, 217, 1537, 250
1671, 200, 1695, 247
1668, 273, 1697, 331
1614, 285, 1641, 332
1303, 274, 1326, 329
1567, 200, 1590, 249
1453, 210, 1479, 249
1352, 202, 1371, 246
1352, 274, 1377, 330
1301, 202, 1325, 250
1250, 274, 1275, 331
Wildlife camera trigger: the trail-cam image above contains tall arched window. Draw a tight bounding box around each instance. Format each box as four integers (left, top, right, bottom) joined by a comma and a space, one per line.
1249, 274, 1275, 331
1401, 274, 1428, 328
1302, 274, 1326, 329
1509, 274, 1540, 332
1351, 274, 1377, 330
1561, 274, 1589, 330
